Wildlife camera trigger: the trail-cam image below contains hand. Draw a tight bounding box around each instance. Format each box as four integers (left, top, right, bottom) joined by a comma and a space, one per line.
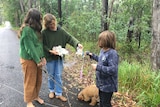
49, 50, 59, 55
41, 57, 46, 65
91, 64, 97, 70
37, 61, 43, 67
85, 51, 92, 56
78, 43, 83, 49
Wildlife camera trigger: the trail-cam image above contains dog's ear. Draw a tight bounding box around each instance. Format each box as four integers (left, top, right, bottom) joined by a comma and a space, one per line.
78, 93, 84, 100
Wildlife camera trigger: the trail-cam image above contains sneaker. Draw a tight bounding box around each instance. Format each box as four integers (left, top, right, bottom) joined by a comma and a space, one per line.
49, 92, 54, 99
56, 95, 67, 102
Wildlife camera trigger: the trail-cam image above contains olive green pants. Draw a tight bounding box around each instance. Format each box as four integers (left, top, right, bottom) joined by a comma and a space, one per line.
20, 58, 42, 103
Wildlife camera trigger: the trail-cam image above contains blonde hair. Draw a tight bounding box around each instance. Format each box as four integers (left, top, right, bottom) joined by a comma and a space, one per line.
43, 13, 57, 29
98, 30, 116, 49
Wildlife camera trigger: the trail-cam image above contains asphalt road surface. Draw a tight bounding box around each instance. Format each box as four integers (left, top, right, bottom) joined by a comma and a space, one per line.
0, 26, 98, 107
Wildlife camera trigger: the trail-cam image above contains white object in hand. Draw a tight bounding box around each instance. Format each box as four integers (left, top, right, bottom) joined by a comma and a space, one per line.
52, 45, 69, 57
76, 47, 83, 56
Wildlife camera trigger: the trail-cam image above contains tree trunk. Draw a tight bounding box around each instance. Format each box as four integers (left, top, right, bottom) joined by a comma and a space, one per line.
19, 0, 25, 13
14, 10, 19, 27
65, 0, 68, 16
101, 0, 108, 31
28, 0, 32, 9
108, 0, 115, 29
151, 0, 160, 70
34, 0, 37, 8
58, 0, 62, 26
126, 17, 134, 42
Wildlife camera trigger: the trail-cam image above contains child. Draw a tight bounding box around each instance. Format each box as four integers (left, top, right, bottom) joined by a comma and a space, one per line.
42, 13, 83, 102
86, 30, 119, 107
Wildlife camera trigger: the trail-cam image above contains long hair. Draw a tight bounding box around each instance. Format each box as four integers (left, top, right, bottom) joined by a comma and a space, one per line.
98, 30, 116, 49
43, 13, 57, 29
18, 8, 42, 38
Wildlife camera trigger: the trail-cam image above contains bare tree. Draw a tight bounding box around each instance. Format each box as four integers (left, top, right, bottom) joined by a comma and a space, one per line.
101, 0, 108, 31
151, 0, 160, 70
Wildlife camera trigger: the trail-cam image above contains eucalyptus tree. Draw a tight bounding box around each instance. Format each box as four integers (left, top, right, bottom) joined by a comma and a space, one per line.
19, 0, 41, 25
151, 0, 160, 71
61, 0, 101, 42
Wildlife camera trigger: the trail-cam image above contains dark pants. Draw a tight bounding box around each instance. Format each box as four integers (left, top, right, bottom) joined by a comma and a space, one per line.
99, 90, 113, 107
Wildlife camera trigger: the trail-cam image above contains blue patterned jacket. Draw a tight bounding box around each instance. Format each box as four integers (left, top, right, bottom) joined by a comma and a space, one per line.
91, 49, 119, 92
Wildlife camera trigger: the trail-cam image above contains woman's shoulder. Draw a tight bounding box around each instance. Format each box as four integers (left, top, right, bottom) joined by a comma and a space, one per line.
57, 25, 66, 32
42, 28, 47, 31
23, 26, 34, 32
21, 26, 35, 38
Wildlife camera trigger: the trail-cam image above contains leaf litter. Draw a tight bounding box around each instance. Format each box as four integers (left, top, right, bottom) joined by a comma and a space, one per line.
63, 48, 139, 107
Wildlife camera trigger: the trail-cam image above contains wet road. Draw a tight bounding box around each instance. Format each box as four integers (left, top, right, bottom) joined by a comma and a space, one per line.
0, 27, 25, 107
0, 27, 98, 107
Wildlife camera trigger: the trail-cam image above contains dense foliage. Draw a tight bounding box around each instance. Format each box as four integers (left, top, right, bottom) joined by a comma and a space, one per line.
1, 0, 159, 106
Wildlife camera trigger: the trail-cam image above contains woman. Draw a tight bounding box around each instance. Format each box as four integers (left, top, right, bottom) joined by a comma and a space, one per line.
42, 13, 83, 102
19, 8, 46, 107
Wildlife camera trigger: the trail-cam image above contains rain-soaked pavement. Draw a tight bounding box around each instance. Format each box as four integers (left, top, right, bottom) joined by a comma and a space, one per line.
0, 25, 98, 107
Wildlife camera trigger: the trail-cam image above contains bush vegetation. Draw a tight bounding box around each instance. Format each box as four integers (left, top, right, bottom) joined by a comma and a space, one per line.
1, 0, 158, 106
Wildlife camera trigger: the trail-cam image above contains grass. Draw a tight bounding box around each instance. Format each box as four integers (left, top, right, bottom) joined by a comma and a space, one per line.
79, 41, 160, 107
119, 60, 160, 107
9, 25, 159, 106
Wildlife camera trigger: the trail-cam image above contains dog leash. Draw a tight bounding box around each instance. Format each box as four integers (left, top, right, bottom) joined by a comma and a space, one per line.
74, 50, 96, 86
42, 67, 72, 107
76, 51, 94, 80
0, 83, 58, 107
42, 65, 75, 97
75, 49, 85, 79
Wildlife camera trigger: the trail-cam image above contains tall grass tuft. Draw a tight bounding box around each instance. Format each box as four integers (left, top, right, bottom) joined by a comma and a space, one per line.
119, 60, 160, 107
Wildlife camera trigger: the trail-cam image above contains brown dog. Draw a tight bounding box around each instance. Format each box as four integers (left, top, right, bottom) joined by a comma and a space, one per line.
78, 85, 99, 106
